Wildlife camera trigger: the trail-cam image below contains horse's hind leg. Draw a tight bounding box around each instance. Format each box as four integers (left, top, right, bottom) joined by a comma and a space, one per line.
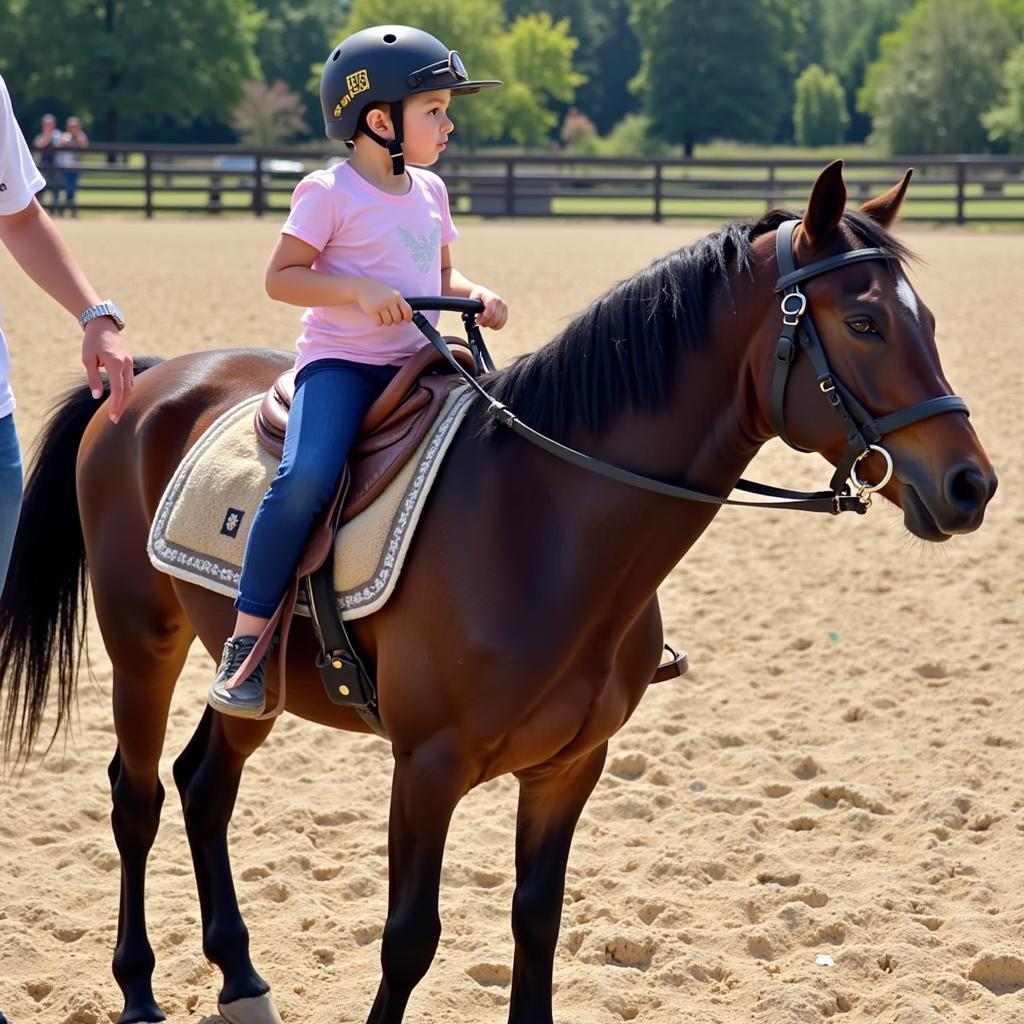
174, 709, 281, 1024
366, 739, 471, 1024
105, 611, 193, 1024
508, 744, 608, 1024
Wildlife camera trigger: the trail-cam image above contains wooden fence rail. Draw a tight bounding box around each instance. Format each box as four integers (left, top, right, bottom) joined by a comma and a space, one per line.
31, 144, 1024, 224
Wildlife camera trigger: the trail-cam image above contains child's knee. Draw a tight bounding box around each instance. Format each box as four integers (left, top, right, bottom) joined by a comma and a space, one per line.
271, 463, 338, 518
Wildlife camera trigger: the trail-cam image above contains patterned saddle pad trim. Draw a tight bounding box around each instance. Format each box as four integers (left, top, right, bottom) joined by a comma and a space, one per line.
147, 387, 473, 620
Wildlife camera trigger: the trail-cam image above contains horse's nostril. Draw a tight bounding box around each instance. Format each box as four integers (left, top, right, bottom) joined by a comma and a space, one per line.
945, 463, 988, 511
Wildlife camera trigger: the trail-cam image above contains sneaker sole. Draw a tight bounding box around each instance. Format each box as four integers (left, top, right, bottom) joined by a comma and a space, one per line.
207, 687, 266, 719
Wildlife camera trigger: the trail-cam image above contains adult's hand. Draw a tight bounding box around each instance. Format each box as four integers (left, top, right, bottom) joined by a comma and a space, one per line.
82, 318, 133, 422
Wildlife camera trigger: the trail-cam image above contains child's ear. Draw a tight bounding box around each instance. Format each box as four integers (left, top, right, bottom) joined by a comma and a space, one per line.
364, 106, 393, 139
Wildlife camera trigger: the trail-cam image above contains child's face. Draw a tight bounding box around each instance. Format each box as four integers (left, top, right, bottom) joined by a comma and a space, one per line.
401, 90, 454, 167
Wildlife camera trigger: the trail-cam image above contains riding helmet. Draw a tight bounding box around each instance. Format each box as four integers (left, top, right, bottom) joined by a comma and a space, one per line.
320, 25, 501, 161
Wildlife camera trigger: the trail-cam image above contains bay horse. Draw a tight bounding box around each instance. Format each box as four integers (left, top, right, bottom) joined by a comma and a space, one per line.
0, 163, 996, 1024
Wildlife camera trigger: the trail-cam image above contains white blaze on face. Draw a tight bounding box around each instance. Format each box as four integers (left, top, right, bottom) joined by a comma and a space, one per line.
895, 274, 922, 325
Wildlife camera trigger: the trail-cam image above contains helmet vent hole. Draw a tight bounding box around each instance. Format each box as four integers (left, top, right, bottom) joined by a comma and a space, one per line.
332, 49, 340, 61
383, 33, 397, 43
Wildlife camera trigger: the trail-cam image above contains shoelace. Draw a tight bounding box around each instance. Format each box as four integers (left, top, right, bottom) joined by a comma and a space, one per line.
221, 637, 259, 679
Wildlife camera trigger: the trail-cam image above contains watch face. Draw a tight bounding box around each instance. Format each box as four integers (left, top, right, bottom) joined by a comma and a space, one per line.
103, 301, 125, 328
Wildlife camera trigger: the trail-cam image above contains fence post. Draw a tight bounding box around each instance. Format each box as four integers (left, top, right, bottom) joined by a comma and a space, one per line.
955, 159, 966, 225
143, 150, 153, 219
766, 163, 776, 210
653, 161, 663, 223
505, 158, 515, 217
253, 153, 265, 215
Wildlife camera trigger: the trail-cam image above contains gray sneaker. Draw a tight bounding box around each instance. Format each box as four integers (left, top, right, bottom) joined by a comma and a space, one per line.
207, 635, 268, 718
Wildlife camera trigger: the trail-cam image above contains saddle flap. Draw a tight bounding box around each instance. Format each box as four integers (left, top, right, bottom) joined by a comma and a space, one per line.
344, 376, 462, 520
351, 390, 431, 457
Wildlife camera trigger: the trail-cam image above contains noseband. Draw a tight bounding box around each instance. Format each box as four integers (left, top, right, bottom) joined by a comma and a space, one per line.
410, 219, 969, 516
771, 219, 969, 509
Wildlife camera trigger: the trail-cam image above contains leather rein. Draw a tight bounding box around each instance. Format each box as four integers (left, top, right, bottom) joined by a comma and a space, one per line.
410, 220, 968, 516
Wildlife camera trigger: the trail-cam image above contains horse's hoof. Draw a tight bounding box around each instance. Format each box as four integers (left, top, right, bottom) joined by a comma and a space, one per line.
218, 991, 283, 1024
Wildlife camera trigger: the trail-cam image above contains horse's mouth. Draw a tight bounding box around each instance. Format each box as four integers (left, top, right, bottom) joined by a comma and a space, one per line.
899, 482, 951, 543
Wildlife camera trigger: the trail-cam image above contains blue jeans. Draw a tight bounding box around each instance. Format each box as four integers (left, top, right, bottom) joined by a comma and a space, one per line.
235, 359, 399, 616
0, 413, 23, 596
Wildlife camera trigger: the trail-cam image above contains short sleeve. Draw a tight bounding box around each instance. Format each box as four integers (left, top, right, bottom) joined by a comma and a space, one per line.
281, 173, 338, 252
0, 75, 45, 216
437, 178, 457, 246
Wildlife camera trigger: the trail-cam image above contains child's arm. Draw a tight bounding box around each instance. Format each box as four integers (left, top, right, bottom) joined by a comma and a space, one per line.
0, 197, 133, 421
440, 245, 508, 329
266, 234, 413, 327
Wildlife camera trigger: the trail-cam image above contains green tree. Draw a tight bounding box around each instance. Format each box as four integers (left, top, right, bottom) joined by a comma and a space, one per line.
793, 64, 849, 146
506, 0, 640, 134
993, 0, 1024, 31
629, 0, 795, 156
985, 42, 1024, 149
819, 0, 915, 141
497, 13, 585, 146
9, 0, 260, 141
860, 0, 1015, 154
252, 0, 342, 136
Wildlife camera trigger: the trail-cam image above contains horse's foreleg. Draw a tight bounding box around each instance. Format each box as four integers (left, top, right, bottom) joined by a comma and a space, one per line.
174, 709, 280, 1022
366, 741, 470, 1024
508, 744, 608, 1024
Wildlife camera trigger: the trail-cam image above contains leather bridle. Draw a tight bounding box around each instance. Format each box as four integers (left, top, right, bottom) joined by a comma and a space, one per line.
770, 219, 968, 510
409, 220, 969, 516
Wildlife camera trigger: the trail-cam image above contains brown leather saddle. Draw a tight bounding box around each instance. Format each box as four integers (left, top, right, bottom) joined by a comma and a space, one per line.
254, 339, 477, 522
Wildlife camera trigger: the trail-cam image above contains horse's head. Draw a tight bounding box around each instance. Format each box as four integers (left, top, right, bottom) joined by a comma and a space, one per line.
760, 160, 996, 541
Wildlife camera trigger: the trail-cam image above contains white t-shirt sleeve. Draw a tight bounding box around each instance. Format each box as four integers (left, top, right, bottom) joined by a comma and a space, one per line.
0, 74, 46, 216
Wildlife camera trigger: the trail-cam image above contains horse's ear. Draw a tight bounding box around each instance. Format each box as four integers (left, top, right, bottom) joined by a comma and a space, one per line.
802, 160, 847, 248
859, 168, 913, 228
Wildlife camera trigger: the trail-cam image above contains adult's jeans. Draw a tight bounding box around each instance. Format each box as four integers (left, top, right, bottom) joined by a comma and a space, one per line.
0, 413, 23, 596
235, 358, 399, 617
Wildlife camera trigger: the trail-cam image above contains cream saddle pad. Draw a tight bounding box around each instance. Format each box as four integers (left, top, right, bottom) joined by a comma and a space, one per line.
148, 387, 473, 620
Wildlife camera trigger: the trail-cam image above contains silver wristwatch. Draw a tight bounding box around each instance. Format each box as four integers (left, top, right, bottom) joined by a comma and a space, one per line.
79, 300, 126, 332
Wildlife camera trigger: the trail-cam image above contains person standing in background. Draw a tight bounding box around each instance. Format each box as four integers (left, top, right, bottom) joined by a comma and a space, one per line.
57, 116, 88, 216
0, 75, 133, 595
31, 112, 61, 212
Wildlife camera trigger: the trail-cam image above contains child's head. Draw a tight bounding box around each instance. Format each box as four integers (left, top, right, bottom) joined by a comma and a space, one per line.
320, 26, 501, 174
358, 89, 454, 169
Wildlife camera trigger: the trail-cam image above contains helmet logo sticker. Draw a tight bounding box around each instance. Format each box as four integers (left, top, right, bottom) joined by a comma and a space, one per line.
333, 69, 371, 118
347, 69, 371, 95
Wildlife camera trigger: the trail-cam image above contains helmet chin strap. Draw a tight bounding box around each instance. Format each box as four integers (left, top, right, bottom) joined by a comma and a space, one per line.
358, 100, 406, 175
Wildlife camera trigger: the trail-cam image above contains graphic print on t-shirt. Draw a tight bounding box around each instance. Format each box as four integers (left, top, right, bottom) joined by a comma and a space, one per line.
396, 225, 440, 275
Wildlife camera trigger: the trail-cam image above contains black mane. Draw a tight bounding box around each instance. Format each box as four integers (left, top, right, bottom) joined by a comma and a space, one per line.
480, 209, 912, 439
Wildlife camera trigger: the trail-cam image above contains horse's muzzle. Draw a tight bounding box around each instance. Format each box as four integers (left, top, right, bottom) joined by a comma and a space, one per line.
900, 460, 998, 540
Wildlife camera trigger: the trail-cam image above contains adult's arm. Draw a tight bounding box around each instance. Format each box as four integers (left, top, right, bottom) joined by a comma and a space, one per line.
0, 198, 133, 420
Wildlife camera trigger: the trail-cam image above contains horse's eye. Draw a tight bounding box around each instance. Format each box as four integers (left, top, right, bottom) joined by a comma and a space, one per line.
847, 317, 878, 336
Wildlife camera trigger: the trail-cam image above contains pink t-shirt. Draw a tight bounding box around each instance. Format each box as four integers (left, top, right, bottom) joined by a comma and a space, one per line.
282, 161, 457, 368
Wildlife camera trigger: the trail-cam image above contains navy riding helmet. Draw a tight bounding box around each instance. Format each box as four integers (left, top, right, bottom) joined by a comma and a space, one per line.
320, 25, 501, 174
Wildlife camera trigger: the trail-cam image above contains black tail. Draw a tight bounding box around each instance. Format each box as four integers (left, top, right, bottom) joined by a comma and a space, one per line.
0, 357, 162, 765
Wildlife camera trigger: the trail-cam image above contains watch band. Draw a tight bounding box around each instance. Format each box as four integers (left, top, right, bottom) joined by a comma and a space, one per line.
79, 300, 125, 332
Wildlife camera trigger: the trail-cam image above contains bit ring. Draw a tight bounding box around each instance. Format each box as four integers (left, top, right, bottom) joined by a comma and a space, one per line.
850, 445, 894, 493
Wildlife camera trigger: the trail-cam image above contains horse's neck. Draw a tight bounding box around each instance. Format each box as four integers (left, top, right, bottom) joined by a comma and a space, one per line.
565, 272, 774, 586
